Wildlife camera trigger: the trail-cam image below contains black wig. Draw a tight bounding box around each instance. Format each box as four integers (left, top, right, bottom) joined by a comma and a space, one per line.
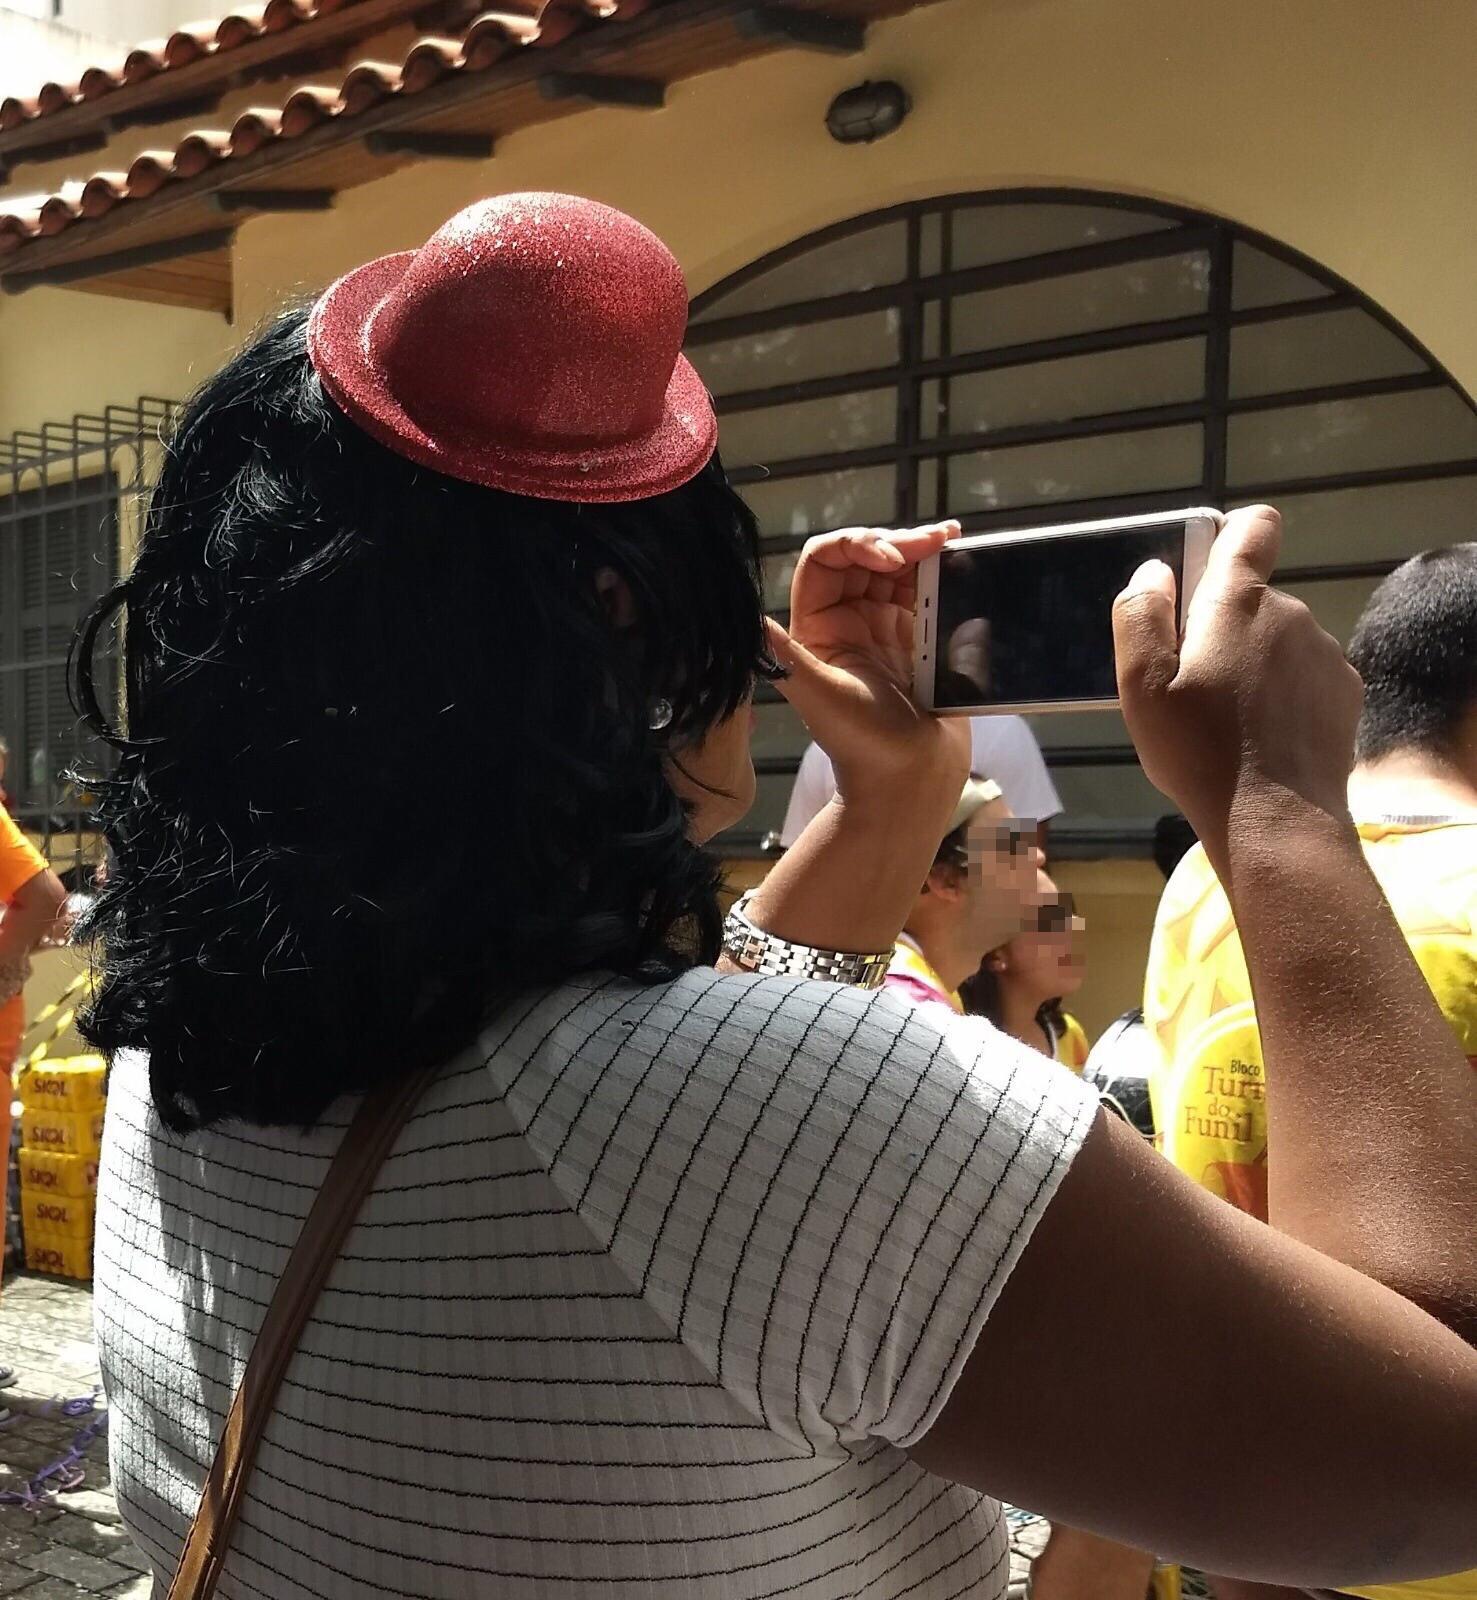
72, 307, 773, 1131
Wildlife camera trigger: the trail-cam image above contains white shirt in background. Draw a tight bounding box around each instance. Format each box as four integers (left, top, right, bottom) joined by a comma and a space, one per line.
779, 717, 1063, 847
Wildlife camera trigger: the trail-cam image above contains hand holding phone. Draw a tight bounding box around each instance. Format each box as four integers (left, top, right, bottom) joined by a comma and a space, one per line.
913, 509, 1221, 715
767, 522, 971, 810
1112, 504, 1362, 843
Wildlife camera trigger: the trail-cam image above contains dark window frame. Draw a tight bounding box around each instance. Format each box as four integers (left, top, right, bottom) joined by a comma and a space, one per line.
0, 399, 175, 879
690, 190, 1477, 859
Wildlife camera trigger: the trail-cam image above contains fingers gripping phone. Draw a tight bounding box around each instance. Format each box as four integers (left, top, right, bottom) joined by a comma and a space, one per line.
913, 508, 1221, 715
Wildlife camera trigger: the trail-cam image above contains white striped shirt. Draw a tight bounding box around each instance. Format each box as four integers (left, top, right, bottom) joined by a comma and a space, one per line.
96, 968, 1096, 1599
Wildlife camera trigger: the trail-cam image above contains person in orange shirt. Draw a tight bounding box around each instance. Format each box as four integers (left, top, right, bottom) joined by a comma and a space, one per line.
0, 793, 68, 1394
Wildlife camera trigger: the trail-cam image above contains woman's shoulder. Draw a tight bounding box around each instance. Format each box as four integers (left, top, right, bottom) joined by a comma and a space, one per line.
497, 965, 968, 1050
485, 966, 1085, 1121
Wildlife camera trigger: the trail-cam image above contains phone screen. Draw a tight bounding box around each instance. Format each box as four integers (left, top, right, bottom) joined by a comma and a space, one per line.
930, 517, 1190, 709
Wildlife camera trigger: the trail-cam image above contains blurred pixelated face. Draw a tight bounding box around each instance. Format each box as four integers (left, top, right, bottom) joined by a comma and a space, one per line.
1004, 869, 1086, 998
954, 796, 1044, 959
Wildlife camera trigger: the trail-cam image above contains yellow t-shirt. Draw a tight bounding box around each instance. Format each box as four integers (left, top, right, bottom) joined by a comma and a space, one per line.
1144, 819, 1477, 1600
1054, 1012, 1091, 1075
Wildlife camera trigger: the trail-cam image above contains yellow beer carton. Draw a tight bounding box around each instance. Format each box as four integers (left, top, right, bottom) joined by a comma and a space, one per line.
20, 1106, 105, 1156
15, 1148, 99, 1198
22, 1227, 93, 1280
18, 1055, 107, 1114
21, 1190, 95, 1238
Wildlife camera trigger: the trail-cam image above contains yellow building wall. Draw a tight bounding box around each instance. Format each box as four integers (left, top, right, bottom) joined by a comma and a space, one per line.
16, 945, 89, 1063
3, 0, 1475, 434
234, 0, 1475, 401
1045, 858, 1162, 1040
3, 0, 1474, 1036
0, 287, 234, 440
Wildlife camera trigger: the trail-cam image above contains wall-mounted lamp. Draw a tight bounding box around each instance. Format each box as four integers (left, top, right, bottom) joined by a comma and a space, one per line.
825, 80, 911, 145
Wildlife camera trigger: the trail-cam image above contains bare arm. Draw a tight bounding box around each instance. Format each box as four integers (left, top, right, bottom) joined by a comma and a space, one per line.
1225, 803, 1477, 1334
0, 867, 68, 965
1113, 508, 1476, 1331
912, 510, 1477, 1583
744, 788, 959, 958
912, 1110, 1477, 1586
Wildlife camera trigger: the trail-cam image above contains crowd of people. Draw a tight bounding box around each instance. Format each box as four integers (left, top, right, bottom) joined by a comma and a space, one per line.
0, 192, 1473, 1600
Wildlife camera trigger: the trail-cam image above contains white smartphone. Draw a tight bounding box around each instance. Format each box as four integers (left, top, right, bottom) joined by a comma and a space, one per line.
913, 507, 1221, 715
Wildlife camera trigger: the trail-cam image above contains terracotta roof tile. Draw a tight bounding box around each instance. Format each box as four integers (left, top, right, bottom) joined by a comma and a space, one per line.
388, 39, 447, 91
0, 0, 902, 279
0, 1, 631, 256
280, 82, 345, 132
124, 151, 177, 198
174, 128, 235, 174
339, 57, 405, 108
79, 172, 128, 215
0, 2, 383, 137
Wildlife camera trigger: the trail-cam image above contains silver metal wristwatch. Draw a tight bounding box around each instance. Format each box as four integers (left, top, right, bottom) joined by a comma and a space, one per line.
721, 891, 891, 989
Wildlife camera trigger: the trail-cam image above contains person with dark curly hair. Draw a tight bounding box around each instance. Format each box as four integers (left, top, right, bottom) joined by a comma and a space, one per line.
81, 195, 1477, 1600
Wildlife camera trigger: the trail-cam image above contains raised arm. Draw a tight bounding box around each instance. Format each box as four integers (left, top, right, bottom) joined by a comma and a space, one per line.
729, 522, 971, 960
1116, 507, 1477, 1334
911, 509, 1477, 1586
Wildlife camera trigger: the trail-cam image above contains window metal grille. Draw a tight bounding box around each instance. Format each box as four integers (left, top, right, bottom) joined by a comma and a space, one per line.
685, 191, 1477, 856
0, 398, 177, 881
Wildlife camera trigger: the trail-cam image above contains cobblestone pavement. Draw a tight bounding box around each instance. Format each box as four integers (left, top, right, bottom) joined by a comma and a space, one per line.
0, 1274, 152, 1600
0, 1272, 1196, 1600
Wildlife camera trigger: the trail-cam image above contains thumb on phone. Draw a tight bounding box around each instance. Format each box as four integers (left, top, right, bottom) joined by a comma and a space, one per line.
1113, 558, 1180, 721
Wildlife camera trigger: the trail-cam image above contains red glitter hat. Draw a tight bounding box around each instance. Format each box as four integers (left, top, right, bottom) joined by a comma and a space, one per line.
306, 193, 717, 503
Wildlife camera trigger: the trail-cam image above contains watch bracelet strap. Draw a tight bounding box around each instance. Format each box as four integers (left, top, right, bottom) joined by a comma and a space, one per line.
722, 892, 891, 989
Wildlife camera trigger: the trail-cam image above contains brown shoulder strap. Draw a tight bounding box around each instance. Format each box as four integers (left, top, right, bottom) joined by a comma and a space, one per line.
168, 1061, 442, 1600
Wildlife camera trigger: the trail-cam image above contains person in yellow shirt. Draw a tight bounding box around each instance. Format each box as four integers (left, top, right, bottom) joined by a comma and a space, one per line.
1145, 544, 1477, 1600
883, 774, 1044, 1012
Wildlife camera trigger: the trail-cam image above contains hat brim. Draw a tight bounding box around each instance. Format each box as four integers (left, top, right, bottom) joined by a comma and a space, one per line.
306, 250, 719, 504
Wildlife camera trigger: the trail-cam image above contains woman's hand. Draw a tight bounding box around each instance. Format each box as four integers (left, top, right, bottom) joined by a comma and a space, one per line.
768, 523, 971, 811
738, 522, 972, 960
1112, 504, 1363, 849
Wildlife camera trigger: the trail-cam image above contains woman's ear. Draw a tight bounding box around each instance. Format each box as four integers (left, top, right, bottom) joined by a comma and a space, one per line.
924, 863, 963, 904
594, 566, 639, 630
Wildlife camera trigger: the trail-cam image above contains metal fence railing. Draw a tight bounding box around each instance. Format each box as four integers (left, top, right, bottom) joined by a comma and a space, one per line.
0, 399, 177, 884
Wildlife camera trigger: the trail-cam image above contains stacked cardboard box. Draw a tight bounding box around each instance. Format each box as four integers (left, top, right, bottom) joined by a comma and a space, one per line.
17, 1056, 104, 1279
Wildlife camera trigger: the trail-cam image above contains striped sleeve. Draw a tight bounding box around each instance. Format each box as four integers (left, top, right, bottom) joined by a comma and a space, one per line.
485, 970, 1099, 1453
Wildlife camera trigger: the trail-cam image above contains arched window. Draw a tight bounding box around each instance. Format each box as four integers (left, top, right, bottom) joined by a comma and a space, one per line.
685, 191, 1477, 856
